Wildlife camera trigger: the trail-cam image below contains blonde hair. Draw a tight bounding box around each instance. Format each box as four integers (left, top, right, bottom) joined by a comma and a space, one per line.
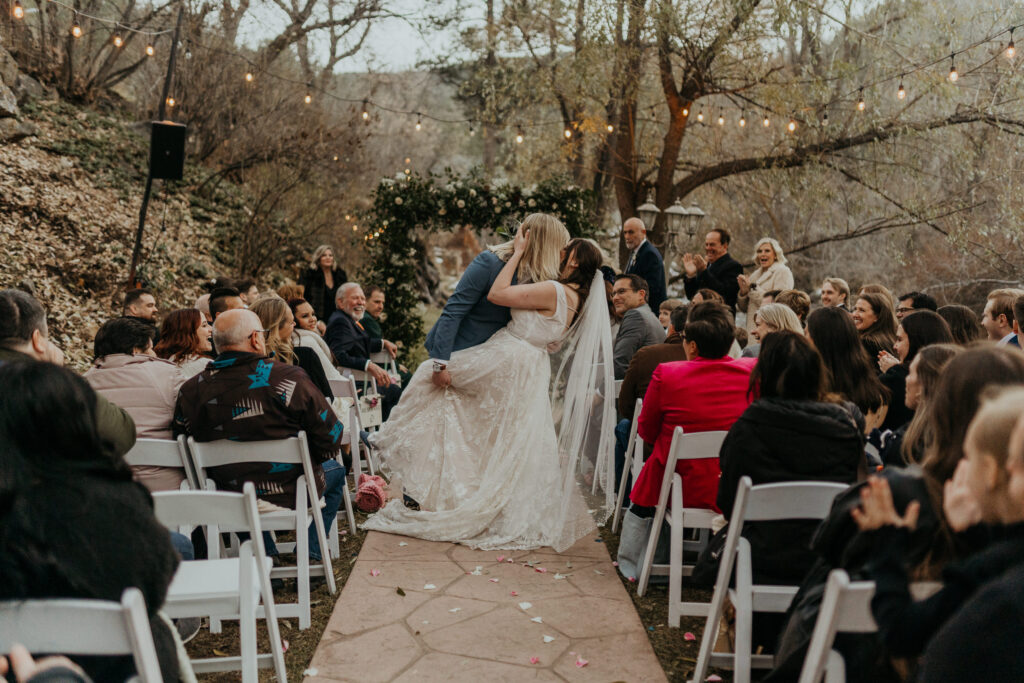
490, 213, 570, 283
965, 386, 1024, 487
751, 237, 787, 267
755, 303, 803, 334
310, 244, 334, 271
250, 298, 296, 364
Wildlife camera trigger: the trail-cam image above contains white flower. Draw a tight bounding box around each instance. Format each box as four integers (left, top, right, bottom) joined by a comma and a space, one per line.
457, 199, 466, 208
394, 197, 403, 205
439, 208, 447, 216
527, 198, 536, 207
387, 277, 395, 284
491, 197, 499, 205
552, 203, 558, 210
469, 189, 477, 197
495, 206, 502, 213
505, 201, 511, 207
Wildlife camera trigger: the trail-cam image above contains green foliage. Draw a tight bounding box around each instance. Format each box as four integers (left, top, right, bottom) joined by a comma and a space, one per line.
360, 170, 597, 358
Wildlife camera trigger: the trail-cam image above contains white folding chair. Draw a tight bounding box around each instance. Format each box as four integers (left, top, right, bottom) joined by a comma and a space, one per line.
636, 428, 725, 616
370, 350, 400, 385
690, 477, 849, 683
155, 484, 287, 682
0, 587, 164, 683
329, 376, 378, 476
798, 569, 876, 683
613, 378, 623, 397
611, 398, 643, 533
123, 435, 196, 491
187, 432, 338, 630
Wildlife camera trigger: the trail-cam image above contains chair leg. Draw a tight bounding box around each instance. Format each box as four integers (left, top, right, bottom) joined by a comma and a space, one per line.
733, 540, 754, 683
668, 477, 683, 628
637, 500, 668, 597
239, 543, 258, 683
328, 515, 340, 560
611, 442, 634, 534
296, 505, 311, 630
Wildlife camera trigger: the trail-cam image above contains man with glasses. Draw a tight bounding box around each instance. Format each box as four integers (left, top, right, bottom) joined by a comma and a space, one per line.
173, 308, 347, 563
895, 291, 938, 321
611, 274, 666, 380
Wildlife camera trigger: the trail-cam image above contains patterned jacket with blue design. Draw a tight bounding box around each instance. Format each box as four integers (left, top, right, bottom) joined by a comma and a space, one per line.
173, 351, 343, 507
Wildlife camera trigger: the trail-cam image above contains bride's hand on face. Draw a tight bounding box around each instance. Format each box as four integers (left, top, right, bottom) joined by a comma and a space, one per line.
514, 227, 529, 255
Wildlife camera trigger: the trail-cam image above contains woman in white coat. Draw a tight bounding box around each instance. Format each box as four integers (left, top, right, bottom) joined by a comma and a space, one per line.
736, 237, 794, 332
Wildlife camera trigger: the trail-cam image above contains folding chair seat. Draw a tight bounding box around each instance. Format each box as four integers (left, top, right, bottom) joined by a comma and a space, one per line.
155, 483, 287, 682
0, 587, 165, 683
123, 435, 196, 491
186, 432, 337, 630
690, 477, 849, 683
612, 398, 644, 533
636, 428, 725, 626
329, 375, 379, 475
798, 569, 876, 683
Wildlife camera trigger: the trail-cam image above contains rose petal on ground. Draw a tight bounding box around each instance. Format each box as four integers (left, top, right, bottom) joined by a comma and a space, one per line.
535, 567, 547, 573
543, 635, 555, 643
302, 669, 319, 677
497, 555, 505, 562
519, 602, 533, 610
506, 558, 514, 563
398, 542, 408, 547
531, 617, 543, 623
612, 561, 619, 567
448, 608, 462, 613
489, 578, 500, 583
423, 584, 437, 590
282, 640, 289, 653
554, 573, 568, 580
530, 657, 540, 665
684, 632, 696, 641
370, 569, 381, 577
628, 576, 637, 582
575, 656, 588, 668
510, 591, 518, 596
706, 676, 723, 682
594, 569, 604, 575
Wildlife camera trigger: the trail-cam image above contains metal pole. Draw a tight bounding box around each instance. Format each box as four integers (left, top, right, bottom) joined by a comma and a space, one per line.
128, 4, 184, 288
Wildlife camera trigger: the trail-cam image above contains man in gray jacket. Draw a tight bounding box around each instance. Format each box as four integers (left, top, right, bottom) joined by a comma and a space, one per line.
611, 274, 666, 379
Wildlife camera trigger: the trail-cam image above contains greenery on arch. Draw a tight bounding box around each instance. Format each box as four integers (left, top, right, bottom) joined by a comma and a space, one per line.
360, 171, 598, 360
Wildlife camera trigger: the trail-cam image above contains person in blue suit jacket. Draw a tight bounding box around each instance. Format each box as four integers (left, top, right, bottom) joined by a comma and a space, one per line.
424, 223, 572, 388
622, 217, 667, 310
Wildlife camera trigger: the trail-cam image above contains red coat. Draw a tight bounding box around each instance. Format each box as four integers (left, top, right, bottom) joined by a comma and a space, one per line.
629, 356, 757, 511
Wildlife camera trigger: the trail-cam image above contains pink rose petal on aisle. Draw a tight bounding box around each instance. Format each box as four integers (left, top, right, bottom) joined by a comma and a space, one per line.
628, 576, 637, 582
575, 656, 588, 668
510, 591, 518, 596
489, 578, 500, 583
706, 676, 723, 682
507, 558, 514, 563
684, 632, 696, 641
535, 567, 547, 573
369, 569, 381, 577
497, 555, 505, 562
529, 657, 540, 665
282, 639, 289, 653
612, 561, 619, 567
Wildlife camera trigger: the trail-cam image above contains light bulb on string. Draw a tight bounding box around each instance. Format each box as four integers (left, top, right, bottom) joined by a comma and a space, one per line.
333, 154, 339, 162
857, 88, 866, 111
71, 19, 83, 38
468, 124, 475, 136
738, 112, 746, 127
244, 72, 254, 83
415, 113, 422, 131
304, 87, 312, 104
515, 127, 524, 144
113, 34, 123, 47
1006, 29, 1016, 59
717, 111, 725, 126
696, 110, 704, 123
948, 54, 958, 82
897, 80, 906, 100
166, 97, 175, 108
682, 107, 689, 117
787, 118, 797, 133
822, 111, 829, 126
13, 1, 24, 19
564, 127, 572, 139
145, 44, 155, 57
606, 123, 614, 133
361, 99, 369, 120
762, 114, 770, 127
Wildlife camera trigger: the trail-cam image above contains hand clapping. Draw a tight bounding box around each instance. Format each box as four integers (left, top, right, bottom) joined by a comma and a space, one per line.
737, 274, 750, 296
851, 476, 920, 531
943, 460, 984, 532
877, 350, 900, 373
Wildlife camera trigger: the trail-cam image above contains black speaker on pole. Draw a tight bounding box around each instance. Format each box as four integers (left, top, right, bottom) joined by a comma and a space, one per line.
150, 121, 187, 180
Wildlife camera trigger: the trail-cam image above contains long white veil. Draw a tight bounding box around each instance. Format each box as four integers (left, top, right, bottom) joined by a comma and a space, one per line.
550, 270, 617, 545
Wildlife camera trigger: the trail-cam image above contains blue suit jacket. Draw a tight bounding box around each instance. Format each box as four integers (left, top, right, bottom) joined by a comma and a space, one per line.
425, 250, 512, 362
626, 240, 667, 310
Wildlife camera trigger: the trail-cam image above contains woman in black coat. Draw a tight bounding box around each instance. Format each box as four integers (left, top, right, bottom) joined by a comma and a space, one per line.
718, 331, 866, 585
0, 362, 181, 682
298, 244, 349, 322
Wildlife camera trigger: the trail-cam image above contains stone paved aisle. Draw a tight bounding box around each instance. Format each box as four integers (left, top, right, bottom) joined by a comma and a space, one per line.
304, 530, 668, 682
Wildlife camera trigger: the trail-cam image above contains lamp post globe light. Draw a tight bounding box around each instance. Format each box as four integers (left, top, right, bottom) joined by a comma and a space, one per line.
636, 193, 660, 231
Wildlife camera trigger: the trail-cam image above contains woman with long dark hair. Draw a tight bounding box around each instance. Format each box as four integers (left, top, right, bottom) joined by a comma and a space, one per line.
937, 304, 984, 345
852, 291, 898, 358
250, 297, 333, 398
154, 308, 212, 378
806, 306, 889, 429
876, 310, 954, 431
0, 362, 180, 681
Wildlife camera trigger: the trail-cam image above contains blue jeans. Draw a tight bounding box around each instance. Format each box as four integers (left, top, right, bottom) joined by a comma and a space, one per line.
615, 418, 632, 497
255, 460, 347, 561
170, 530, 195, 561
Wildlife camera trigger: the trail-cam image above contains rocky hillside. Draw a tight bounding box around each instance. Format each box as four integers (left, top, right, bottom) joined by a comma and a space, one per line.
1, 48, 248, 370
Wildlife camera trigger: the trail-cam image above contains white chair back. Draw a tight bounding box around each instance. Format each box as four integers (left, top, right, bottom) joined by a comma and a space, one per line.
0, 587, 163, 683
798, 569, 876, 683
124, 436, 196, 489
611, 397, 643, 533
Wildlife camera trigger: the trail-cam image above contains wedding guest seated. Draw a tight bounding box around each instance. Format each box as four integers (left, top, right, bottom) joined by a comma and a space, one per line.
690, 287, 724, 304
277, 282, 304, 302
628, 302, 757, 513
611, 274, 666, 379
760, 289, 782, 306
154, 308, 214, 379
734, 325, 748, 350
194, 293, 212, 323
361, 285, 411, 384
895, 290, 938, 321
859, 282, 896, 311
325, 283, 402, 420
717, 331, 865, 649
122, 287, 159, 336
208, 287, 245, 321
85, 317, 187, 493
937, 304, 984, 345
289, 298, 344, 383
879, 344, 962, 467
806, 306, 889, 432
0, 362, 180, 682
614, 304, 689, 487
251, 297, 332, 398
235, 278, 260, 306
773, 288, 811, 327
173, 309, 346, 561
852, 291, 898, 358
982, 288, 1024, 347
741, 302, 802, 358
820, 277, 851, 310
0, 288, 135, 458
658, 298, 684, 331
876, 310, 954, 432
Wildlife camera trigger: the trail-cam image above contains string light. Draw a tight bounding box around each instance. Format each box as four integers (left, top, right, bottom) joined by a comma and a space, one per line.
822, 111, 829, 126
71, 19, 83, 38
333, 154, 339, 161
145, 44, 155, 57
948, 53, 958, 82
515, 127, 524, 144
857, 88, 866, 111
415, 113, 422, 131
12, 1, 24, 19
897, 77, 906, 100
787, 118, 797, 132
762, 114, 770, 127
361, 100, 369, 120
1006, 29, 1016, 59
165, 97, 175, 108
606, 123, 614, 133
738, 112, 746, 127
244, 72, 254, 82
564, 127, 572, 139
468, 124, 475, 136
717, 111, 725, 126
113, 35, 123, 47
304, 90, 312, 105
696, 111, 704, 123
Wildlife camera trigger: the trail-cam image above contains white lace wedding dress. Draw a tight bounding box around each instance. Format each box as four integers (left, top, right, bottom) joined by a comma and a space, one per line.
362, 281, 597, 552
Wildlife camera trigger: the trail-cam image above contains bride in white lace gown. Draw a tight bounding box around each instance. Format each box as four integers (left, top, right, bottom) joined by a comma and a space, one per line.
363, 234, 613, 552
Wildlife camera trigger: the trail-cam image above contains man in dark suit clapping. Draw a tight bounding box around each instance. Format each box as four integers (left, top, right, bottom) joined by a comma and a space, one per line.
622, 218, 667, 310
325, 283, 403, 420
682, 228, 743, 311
